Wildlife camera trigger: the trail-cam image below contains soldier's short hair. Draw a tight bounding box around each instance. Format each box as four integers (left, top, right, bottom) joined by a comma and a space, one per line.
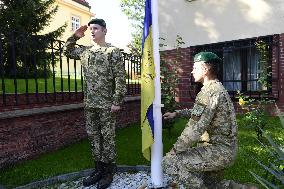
88, 18, 106, 28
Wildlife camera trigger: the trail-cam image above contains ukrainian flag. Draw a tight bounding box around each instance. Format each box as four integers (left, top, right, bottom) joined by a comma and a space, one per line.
141, 0, 155, 161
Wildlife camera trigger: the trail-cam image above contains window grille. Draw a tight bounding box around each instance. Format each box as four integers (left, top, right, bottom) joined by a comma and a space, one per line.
71, 16, 80, 31
193, 35, 276, 97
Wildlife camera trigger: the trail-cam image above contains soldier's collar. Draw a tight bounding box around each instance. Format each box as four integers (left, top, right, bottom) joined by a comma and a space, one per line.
203, 79, 219, 87
92, 42, 111, 49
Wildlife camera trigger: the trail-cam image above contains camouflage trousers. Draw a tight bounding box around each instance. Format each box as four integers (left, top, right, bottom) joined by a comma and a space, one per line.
163, 145, 236, 189
85, 108, 116, 163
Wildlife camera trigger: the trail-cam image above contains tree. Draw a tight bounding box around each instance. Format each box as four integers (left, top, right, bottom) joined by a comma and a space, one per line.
0, 0, 65, 37
120, 0, 144, 55
0, 0, 66, 78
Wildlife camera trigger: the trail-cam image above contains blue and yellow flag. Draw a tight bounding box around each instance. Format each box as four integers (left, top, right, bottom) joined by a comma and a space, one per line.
141, 0, 155, 161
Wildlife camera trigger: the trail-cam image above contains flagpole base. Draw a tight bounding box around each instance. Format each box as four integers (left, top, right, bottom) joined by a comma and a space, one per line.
146, 178, 169, 189
138, 185, 173, 189
138, 184, 169, 189
138, 180, 179, 189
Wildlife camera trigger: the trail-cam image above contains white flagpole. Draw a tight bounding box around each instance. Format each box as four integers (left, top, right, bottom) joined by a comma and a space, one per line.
151, 0, 164, 187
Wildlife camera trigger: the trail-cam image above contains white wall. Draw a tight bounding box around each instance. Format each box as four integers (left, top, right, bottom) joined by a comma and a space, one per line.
159, 0, 284, 50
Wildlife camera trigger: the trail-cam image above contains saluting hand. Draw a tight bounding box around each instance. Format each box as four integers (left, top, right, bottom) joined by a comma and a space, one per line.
74, 25, 88, 38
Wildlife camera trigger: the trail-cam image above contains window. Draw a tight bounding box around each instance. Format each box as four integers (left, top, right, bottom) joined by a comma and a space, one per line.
223, 47, 261, 91
71, 16, 80, 31
194, 36, 273, 93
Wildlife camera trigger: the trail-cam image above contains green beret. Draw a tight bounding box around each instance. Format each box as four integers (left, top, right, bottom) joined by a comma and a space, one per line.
88, 18, 106, 28
194, 52, 221, 63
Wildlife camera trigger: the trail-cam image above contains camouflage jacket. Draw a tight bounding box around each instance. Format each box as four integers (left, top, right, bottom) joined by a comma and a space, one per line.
176, 108, 192, 119
64, 35, 126, 109
173, 79, 238, 153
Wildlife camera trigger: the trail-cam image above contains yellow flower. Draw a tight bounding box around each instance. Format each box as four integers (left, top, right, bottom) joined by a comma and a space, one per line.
239, 98, 245, 106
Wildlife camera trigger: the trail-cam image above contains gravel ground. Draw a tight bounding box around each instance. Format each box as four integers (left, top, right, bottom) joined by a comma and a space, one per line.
40, 171, 177, 189
13, 169, 258, 189
14, 166, 183, 189
13, 166, 259, 189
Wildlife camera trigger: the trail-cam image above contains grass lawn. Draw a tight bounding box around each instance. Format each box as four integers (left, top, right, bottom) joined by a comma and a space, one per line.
0, 78, 140, 94
0, 78, 83, 93
0, 117, 283, 188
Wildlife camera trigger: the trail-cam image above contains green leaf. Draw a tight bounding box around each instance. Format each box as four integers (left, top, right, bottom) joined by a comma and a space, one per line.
249, 171, 279, 189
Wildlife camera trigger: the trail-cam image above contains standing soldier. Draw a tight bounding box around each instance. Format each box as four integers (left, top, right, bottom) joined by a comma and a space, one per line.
163, 52, 238, 189
64, 18, 126, 189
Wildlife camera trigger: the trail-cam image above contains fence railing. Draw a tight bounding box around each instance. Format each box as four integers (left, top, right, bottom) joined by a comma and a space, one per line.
0, 32, 141, 110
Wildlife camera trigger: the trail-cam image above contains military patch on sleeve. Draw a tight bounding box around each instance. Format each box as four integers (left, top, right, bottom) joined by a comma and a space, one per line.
191, 103, 206, 121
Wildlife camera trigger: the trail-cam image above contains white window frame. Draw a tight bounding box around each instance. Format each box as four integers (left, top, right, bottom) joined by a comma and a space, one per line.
71, 15, 80, 31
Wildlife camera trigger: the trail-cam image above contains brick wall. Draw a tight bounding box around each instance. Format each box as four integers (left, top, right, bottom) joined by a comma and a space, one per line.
0, 108, 85, 169
276, 33, 284, 111
161, 47, 195, 109
271, 35, 280, 100
116, 96, 140, 127
0, 97, 140, 169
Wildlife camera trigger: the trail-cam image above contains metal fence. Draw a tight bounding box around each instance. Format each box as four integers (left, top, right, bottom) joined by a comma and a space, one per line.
0, 32, 141, 109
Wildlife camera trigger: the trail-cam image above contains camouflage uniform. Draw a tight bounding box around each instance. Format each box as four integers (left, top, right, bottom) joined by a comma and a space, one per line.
163, 79, 238, 189
65, 35, 126, 163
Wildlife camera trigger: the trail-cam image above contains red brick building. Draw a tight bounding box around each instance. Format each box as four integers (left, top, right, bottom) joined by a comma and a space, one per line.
158, 0, 284, 112
161, 34, 284, 112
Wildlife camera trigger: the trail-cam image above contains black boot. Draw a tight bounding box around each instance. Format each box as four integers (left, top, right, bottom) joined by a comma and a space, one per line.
83, 161, 103, 187
97, 163, 116, 189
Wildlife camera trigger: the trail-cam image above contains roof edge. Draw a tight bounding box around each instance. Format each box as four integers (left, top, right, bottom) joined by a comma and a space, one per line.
72, 0, 91, 8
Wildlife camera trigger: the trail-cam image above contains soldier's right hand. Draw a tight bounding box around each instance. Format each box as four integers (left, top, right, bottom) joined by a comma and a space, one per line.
163, 112, 177, 120
74, 25, 88, 38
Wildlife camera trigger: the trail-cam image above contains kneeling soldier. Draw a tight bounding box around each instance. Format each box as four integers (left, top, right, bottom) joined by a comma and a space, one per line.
163, 52, 238, 189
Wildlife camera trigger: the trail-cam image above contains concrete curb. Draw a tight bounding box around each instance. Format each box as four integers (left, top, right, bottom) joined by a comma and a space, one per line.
0, 96, 140, 120
14, 165, 150, 189
0, 103, 84, 120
